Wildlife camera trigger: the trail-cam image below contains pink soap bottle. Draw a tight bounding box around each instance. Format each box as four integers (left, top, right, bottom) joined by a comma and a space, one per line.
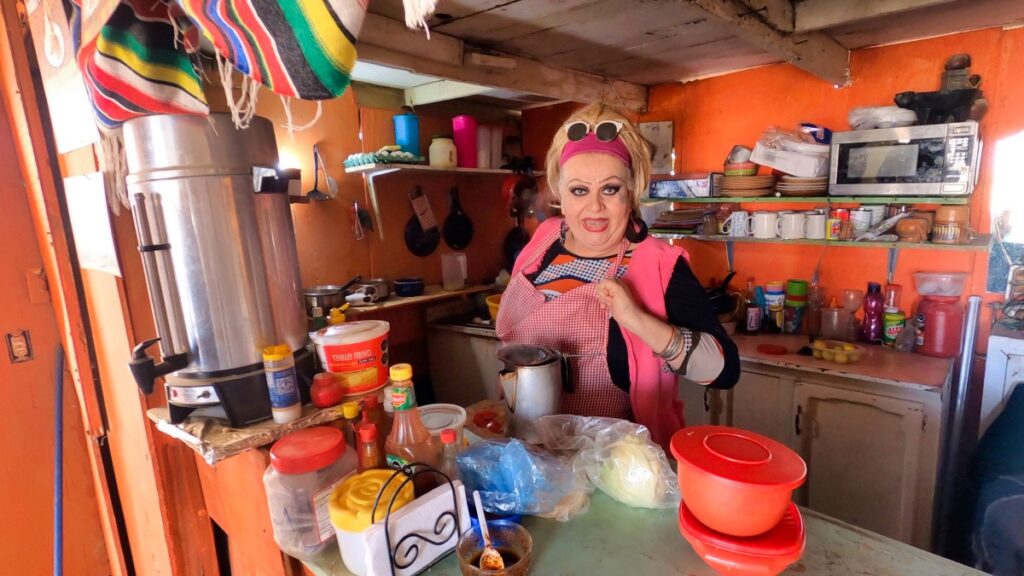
861, 282, 884, 344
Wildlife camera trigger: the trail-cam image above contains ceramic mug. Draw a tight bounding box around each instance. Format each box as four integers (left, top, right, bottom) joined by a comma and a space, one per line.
804, 211, 827, 239
863, 205, 887, 226
895, 218, 929, 243
751, 211, 779, 239
932, 222, 978, 244
850, 209, 873, 234
721, 210, 751, 237
778, 212, 806, 240
935, 205, 970, 224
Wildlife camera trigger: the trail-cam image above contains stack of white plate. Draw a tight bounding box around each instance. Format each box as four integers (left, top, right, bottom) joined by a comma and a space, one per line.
719, 175, 777, 197
776, 176, 828, 197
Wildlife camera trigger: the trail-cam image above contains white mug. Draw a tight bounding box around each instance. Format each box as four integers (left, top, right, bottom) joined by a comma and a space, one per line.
778, 212, 806, 240
804, 211, 827, 239
850, 208, 873, 233
721, 211, 751, 237
863, 205, 887, 226
751, 211, 778, 239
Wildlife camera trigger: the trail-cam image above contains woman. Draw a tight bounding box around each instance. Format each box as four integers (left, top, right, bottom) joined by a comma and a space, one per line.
496, 103, 740, 448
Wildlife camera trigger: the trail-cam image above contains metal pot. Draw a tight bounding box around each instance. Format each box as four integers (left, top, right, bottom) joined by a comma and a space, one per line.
304, 285, 345, 314
362, 278, 390, 300
497, 344, 571, 441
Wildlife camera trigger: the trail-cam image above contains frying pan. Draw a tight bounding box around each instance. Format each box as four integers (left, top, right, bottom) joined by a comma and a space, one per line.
404, 216, 440, 257
442, 187, 474, 249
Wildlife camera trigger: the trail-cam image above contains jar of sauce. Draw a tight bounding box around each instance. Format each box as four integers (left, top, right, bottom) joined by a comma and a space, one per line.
914, 296, 964, 358
429, 136, 457, 168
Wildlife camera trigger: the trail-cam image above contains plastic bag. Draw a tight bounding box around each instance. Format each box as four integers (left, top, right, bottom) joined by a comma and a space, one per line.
848, 106, 918, 130
535, 415, 680, 509
756, 126, 830, 156
456, 439, 590, 521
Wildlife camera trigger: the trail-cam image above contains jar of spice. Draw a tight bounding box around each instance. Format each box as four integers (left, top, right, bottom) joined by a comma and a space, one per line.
263, 427, 358, 561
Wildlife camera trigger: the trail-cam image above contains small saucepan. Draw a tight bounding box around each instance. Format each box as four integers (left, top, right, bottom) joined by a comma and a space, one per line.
393, 277, 425, 297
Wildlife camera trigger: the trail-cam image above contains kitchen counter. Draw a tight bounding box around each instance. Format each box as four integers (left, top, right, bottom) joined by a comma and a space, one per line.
302, 492, 981, 575
731, 334, 954, 391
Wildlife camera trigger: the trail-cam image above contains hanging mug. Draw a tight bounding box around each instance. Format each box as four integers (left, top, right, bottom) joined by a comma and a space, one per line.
721, 211, 751, 237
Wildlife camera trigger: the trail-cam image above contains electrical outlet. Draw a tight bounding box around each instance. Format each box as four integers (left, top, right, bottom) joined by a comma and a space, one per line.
6, 330, 32, 363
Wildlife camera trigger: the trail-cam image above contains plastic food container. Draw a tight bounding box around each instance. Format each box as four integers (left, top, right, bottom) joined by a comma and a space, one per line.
670, 426, 806, 537
913, 272, 968, 297
678, 501, 805, 576
311, 321, 390, 397
419, 403, 467, 445
329, 469, 415, 576
264, 427, 359, 561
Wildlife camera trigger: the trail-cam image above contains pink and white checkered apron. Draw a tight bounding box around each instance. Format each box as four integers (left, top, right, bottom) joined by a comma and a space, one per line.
496, 225, 632, 419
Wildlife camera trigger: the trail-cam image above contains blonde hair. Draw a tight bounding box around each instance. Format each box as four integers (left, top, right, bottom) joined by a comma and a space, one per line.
544, 102, 651, 211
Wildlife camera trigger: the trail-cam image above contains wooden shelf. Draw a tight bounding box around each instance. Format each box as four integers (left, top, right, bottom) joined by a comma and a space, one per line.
345, 284, 493, 314
650, 232, 991, 251
643, 195, 971, 205
345, 163, 543, 241
344, 163, 543, 177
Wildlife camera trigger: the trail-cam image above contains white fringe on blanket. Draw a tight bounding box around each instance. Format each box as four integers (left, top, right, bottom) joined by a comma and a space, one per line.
403, 0, 439, 38
279, 96, 323, 140
217, 53, 260, 130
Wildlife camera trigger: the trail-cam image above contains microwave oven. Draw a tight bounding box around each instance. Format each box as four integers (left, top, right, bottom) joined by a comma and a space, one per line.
828, 121, 981, 196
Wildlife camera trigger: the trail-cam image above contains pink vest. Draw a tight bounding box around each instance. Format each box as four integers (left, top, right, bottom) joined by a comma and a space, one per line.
510, 218, 689, 449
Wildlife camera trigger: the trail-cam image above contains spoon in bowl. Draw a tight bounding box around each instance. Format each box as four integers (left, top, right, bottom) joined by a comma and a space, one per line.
472, 490, 505, 571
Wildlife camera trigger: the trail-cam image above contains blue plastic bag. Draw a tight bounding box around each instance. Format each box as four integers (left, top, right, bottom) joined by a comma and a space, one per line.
457, 439, 585, 519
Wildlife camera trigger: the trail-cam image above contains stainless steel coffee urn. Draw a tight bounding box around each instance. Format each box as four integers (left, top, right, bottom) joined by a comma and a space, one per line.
124, 114, 310, 426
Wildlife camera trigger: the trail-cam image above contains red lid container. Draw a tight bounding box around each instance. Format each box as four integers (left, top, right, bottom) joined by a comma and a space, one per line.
679, 501, 805, 576
270, 427, 346, 475
671, 426, 806, 536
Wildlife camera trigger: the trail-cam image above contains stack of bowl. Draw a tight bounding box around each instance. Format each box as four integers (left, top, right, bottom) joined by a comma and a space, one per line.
670, 426, 807, 576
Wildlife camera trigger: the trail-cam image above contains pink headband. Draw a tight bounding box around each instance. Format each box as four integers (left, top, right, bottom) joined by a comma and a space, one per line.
559, 132, 632, 169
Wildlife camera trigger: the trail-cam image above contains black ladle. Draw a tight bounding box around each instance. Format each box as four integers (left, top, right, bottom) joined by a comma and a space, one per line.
306, 146, 329, 201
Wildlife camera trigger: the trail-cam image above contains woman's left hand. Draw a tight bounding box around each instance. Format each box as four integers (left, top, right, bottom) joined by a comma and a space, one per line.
596, 278, 648, 331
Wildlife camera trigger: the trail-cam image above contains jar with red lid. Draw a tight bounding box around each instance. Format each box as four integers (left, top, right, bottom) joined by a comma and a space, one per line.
263, 426, 358, 560
914, 295, 965, 358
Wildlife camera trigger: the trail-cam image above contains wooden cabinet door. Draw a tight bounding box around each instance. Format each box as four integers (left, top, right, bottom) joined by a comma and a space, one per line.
792, 381, 925, 544
679, 380, 717, 427
724, 371, 795, 444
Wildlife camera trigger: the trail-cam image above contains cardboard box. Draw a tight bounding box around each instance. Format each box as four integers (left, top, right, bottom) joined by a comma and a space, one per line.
750, 143, 829, 178
648, 172, 721, 199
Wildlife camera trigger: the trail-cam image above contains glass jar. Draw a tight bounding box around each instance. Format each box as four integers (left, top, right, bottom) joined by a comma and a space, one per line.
429, 136, 457, 168
264, 427, 359, 561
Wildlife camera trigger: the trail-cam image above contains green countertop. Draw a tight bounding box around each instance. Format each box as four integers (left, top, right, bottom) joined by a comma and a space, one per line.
304, 493, 983, 576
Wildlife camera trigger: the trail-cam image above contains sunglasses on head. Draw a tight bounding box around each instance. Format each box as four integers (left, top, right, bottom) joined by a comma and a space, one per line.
565, 120, 623, 142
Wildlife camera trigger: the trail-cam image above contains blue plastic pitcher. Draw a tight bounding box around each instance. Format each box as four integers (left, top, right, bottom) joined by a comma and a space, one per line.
393, 113, 420, 156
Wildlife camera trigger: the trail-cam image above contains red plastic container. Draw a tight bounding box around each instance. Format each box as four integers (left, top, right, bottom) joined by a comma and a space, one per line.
678, 501, 805, 576
670, 426, 806, 537
914, 295, 964, 358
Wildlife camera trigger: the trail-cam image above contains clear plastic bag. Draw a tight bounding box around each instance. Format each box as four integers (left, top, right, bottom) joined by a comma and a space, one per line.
456, 439, 590, 521
757, 126, 830, 156
535, 415, 680, 509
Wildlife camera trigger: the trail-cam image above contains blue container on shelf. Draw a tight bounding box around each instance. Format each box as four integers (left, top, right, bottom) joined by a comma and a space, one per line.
393, 113, 420, 156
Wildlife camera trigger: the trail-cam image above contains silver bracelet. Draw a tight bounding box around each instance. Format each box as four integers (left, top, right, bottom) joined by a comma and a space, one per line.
658, 326, 685, 360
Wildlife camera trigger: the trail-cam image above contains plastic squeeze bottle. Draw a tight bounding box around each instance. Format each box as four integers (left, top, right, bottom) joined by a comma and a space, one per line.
384, 364, 438, 495
861, 282, 884, 344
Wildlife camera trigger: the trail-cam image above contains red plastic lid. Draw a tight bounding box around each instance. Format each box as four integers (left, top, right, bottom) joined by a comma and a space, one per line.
671, 426, 806, 489
440, 428, 457, 444
270, 427, 346, 475
358, 423, 378, 443
679, 501, 805, 557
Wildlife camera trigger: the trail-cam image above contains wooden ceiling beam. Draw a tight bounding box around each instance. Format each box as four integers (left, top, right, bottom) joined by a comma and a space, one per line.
357, 14, 648, 112
689, 0, 850, 85
741, 0, 794, 32
794, 0, 959, 33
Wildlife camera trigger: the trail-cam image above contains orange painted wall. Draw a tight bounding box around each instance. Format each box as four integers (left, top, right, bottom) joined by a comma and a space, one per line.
207, 89, 513, 291
0, 92, 108, 574
524, 27, 1024, 352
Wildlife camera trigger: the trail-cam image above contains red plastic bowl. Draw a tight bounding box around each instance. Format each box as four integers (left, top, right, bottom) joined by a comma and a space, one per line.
671, 426, 806, 537
678, 501, 805, 576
